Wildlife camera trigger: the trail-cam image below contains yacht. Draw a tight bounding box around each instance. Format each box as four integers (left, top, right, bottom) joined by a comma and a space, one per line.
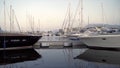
0, 1, 42, 50
0, 33, 41, 50
0, 28, 42, 50
79, 27, 120, 48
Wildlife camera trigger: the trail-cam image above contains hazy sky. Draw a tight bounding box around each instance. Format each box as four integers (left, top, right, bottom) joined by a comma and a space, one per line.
0, 0, 120, 32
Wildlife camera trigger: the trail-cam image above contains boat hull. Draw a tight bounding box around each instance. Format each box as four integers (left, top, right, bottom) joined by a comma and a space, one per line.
80, 35, 120, 48
0, 36, 42, 50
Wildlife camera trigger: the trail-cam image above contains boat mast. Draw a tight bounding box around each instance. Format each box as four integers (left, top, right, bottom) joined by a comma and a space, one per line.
38, 19, 40, 32
3, 0, 6, 51
10, 5, 12, 32
62, 8, 68, 32
4, 0, 6, 31
88, 16, 89, 28
78, 0, 80, 30
67, 0, 71, 33
78, 0, 83, 31
33, 16, 35, 34
62, 5, 69, 35
101, 3, 105, 27
80, 0, 83, 29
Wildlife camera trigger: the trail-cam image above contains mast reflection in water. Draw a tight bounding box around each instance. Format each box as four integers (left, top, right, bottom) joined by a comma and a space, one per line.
0, 49, 41, 65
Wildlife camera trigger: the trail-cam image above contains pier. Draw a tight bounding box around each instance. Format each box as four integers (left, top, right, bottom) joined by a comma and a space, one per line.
34, 36, 87, 49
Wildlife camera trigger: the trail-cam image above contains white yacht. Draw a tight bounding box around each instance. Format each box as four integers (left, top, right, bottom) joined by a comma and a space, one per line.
80, 34, 120, 48
79, 27, 120, 48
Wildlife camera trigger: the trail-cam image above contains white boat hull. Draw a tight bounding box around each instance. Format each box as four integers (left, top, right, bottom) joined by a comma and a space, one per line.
80, 35, 120, 48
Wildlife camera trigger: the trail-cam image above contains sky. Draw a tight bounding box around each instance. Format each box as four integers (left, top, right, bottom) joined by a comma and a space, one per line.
0, 0, 120, 32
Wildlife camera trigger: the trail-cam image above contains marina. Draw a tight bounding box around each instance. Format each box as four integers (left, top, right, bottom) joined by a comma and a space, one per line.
0, 0, 120, 68
0, 36, 120, 68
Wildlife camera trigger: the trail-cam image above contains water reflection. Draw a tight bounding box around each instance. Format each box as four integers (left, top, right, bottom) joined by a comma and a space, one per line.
35, 49, 86, 68
0, 48, 120, 68
74, 49, 120, 65
0, 49, 41, 65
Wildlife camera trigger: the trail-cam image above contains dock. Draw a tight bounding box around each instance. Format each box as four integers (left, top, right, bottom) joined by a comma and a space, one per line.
34, 36, 87, 49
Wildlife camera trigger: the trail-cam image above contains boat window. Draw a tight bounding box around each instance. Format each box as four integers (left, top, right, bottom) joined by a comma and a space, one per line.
102, 38, 106, 40
22, 39, 26, 41
11, 39, 20, 42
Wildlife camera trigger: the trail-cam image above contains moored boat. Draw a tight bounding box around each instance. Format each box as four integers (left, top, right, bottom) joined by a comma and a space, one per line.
0, 32, 42, 50
79, 34, 120, 48
0, 0, 42, 50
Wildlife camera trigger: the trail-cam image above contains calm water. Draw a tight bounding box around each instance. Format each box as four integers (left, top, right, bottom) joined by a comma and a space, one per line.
0, 48, 120, 68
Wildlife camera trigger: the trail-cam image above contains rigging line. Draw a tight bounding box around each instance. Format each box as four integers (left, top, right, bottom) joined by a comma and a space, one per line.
13, 9, 22, 33
63, 12, 68, 32
6, 5, 12, 32
11, 9, 15, 32
62, 12, 67, 31
28, 15, 33, 33
67, 1, 71, 32
62, 5, 69, 31
3, 4, 14, 32
4, 0, 14, 32
70, 0, 80, 30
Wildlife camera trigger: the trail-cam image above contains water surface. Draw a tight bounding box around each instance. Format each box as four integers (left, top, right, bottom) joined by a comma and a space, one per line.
0, 49, 120, 68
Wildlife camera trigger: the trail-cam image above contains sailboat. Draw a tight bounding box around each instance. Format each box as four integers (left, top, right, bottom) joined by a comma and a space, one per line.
62, 0, 84, 38
61, 0, 85, 46
0, 0, 42, 50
